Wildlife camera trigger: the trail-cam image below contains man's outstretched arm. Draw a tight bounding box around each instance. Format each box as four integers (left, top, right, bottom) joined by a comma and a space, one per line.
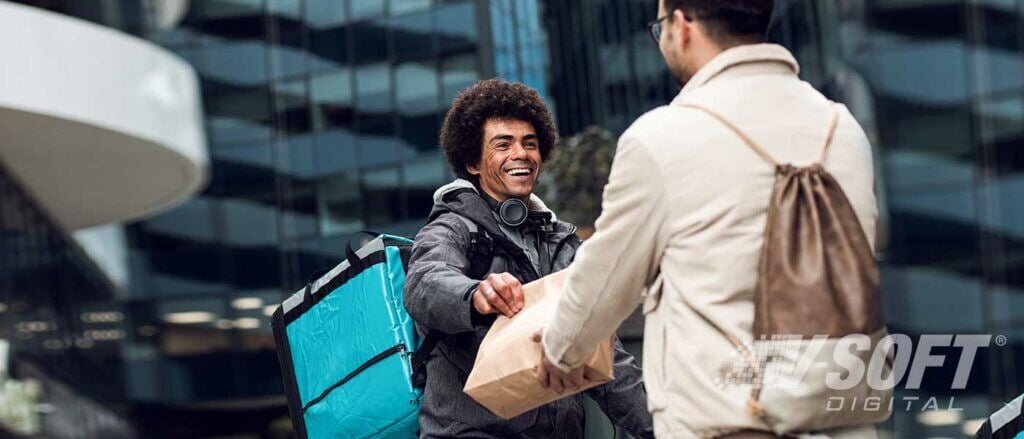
542, 136, 667, 371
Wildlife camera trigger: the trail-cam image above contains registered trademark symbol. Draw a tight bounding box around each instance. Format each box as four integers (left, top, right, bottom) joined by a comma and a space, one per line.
995, 335, 1007, 346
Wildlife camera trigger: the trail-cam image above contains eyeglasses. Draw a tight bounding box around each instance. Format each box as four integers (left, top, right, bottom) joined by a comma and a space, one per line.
647, 15, 669, 44
646, 13, 692, 45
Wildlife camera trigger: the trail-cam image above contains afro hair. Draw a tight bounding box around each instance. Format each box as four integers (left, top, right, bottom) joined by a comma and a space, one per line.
439, 79, 558, 180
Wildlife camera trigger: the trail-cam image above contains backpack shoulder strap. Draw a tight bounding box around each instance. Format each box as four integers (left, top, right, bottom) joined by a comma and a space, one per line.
452, 213, 479, 235
815, 103, 841, 164
682, 103, 780, 167
450, 213, 493, 280
411, 331, 441, 388
682, 101, 841, 167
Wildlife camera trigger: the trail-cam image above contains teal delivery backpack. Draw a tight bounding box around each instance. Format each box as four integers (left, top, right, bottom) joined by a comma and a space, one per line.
270, 233, 439, 438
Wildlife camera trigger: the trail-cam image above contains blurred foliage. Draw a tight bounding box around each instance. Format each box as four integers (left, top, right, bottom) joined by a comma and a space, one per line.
538, 126, 617, 231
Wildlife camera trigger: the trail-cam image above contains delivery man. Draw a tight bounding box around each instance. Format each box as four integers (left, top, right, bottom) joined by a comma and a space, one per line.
403, 79, 654, 438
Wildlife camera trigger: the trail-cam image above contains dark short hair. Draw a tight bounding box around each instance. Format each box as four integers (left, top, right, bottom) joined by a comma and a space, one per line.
663, 0, 774, 45
439, 79, 557, 181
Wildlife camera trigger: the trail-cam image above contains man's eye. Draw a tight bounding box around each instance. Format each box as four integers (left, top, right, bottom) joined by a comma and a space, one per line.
496, 143, 510, 150
525, 142, 538, 149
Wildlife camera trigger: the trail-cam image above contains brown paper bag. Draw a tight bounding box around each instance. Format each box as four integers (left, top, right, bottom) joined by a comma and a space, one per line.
462, 270, 615, 419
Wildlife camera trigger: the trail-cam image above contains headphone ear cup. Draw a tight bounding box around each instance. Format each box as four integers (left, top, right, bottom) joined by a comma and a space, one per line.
498, 199, 529, 227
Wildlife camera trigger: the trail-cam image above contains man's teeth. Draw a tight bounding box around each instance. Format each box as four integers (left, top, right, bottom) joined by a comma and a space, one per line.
506, 168, 532, 176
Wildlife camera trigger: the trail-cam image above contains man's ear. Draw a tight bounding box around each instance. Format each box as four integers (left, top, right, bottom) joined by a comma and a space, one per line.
466, 163, 481, 176
673, 8, 691, 45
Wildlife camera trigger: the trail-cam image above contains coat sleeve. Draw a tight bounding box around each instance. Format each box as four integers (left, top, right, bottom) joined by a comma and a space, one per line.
584, 338, 655, 439
543, 136, 668, 370
403, 213, 492, 334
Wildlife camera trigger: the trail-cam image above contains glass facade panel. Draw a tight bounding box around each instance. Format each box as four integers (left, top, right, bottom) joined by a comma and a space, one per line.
311, 68, 355, 130
441, 52, 480, 103
362, 167, 404, 225
393, 10, 435, 56
392, 0, 433, 16
318, 173, 364, 237
397, 60, 443, 155
350, 0, 385, 21
435, 1, 478, 49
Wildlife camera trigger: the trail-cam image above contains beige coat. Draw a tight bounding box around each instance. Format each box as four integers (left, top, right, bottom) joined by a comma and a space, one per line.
543, 44, 879, 438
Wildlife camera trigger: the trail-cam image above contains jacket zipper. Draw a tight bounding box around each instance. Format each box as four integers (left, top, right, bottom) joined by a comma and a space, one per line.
301, 344, 407, 414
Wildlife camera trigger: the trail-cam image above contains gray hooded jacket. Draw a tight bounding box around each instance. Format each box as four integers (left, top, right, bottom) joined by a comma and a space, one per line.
403, 179, 654, 438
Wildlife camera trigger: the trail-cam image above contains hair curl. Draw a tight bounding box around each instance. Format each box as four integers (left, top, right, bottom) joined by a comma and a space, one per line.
440, 79, 558, 180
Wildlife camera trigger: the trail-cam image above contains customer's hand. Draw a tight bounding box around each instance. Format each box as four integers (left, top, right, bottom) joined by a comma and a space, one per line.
532, 328, 588, 394
472, 272, 525, 317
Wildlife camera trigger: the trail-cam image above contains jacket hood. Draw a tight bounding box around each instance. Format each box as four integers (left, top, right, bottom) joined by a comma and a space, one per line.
428, 179, 559, 238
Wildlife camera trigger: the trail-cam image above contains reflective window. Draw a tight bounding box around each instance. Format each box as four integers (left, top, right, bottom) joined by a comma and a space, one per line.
441, 52, 479, 103
305, 0, 348, 29
362, 167, 403, 225
314, 130, 359, 175
274, 78, 312, 134
318, 173, 364, 237
307, 0, 350, 71
311, 69, 355, 131
435, 1, 477, 50
356, 63, 393, 114
396, 61, 440, 116
147, 248, 228, 297
393, 10, 433, 56
404, 155, 446, 219
210, 143, 276, 198
352, 18, 391, 64
268, 16, 308, 79
358, 131, 401, 167
277, 137, 315, 178
203, 83, 272, 145
397, 61, 442, 154
350, 0, 385, 21
267, 0, 300, 19
222, 199, 278, 247
391, 0, 432, 16
196, 41, 270, 86
140, 198, 218, 246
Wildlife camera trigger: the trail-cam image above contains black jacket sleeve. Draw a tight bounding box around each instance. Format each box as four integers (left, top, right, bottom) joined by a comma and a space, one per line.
584, 337, 656, 439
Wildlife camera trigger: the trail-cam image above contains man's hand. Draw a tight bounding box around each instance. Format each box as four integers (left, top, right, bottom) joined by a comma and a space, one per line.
472, 272, 525, 318
532, 328, 588, 394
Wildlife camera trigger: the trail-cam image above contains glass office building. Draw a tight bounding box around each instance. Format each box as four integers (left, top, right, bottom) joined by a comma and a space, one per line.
2, 0, 1022, 437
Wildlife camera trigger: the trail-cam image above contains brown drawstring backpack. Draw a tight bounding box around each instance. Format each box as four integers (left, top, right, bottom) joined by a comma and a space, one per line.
682, 102, 893, 434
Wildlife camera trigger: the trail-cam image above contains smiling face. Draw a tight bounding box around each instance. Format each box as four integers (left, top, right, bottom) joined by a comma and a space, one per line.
466, 118, 542, 202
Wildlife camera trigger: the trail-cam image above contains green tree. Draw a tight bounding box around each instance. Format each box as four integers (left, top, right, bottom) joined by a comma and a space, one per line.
538, 127, 617, 237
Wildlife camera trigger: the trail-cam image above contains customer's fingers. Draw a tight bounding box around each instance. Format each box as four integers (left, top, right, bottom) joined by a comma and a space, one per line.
486, 274, 517, 316
537, 361, 550, 388
567, 367, 588, 390
481, 276, 514, 317
550, 375, 565, 394
472, 287, 495, 315
500, 272, 524, 311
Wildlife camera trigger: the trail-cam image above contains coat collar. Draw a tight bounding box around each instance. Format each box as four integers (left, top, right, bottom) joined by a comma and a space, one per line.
672, 43, 800, 103
431, 178, 558, 222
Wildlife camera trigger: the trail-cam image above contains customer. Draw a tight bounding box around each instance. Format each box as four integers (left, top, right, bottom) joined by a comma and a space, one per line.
403, 79, 654, 439
538, 1, 882, 437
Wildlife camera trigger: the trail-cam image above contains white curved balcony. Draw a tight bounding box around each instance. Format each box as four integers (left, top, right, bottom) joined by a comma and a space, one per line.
0, 1, 207, 230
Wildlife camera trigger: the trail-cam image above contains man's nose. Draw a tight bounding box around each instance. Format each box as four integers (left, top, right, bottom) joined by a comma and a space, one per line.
511, 142, 528, 158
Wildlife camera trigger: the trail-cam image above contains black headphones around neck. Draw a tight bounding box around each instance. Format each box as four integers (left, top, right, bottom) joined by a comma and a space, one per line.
482, 193, 530, 227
